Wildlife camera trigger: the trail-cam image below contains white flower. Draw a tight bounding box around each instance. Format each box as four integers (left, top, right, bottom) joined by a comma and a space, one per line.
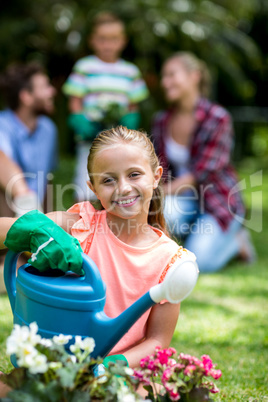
28, 322, 42, 345
16, 344, 38, 367
6, 325, 31, 355
124, 367, 134, 376
80, 337, 95, 353
69, 335, 95, 353
39, 338, 53, 348
28, 354, 48, 374
6, 323, 42, 356
69, 336, 82, 354
49, 361, 63, 370
117, 385, 137, 402
53, 334, 72, 346
68, 354, 77, 364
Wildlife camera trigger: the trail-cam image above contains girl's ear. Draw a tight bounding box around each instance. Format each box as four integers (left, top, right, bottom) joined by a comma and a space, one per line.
153, 166, 163, 189
87, 180, 98, 197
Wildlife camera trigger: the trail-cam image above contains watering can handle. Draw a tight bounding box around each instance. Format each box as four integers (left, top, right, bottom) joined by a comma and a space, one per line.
4, 250, 19, 313
81, 253, 105, 295
3, 251, 105, 313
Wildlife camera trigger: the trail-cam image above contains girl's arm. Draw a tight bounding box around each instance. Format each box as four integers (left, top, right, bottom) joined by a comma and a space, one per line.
0, 211, 80, 249
46, 211, 80, 234
0, 218, 16, 249
124, 302, 180, 368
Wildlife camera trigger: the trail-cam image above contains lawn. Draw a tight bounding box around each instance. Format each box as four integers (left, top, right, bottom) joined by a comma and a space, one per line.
0, 156, 267, 401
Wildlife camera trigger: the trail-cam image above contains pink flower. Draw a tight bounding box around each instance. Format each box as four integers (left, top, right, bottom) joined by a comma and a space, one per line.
161, 368, 172, 382
201, 355, 214, 375
210, 369, 222, 380
169, 390, 181, 401
201, 355, 213, 369
173, 363, 185, 372
136, 349, 221, 400
165, 383, 181, 401
184, 364, 197, 376
139, 356, 150, 368
133, 370, 151, 385
157, 349, 171, 365
148, 358, 157, 370
210, 384, 219, 394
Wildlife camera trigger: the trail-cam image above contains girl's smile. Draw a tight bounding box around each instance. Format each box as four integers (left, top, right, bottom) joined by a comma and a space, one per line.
113, 195, 140, 206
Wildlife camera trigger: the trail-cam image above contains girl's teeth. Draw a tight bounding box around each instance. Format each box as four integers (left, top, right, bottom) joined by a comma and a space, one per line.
118, 197, 135, 205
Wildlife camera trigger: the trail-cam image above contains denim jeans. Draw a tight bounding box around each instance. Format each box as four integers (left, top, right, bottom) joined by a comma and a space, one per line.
164, 195, 242, 273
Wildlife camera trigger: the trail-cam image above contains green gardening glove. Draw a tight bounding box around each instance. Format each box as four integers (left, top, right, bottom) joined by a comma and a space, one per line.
68, 113, 101, 141
93, 355, 128, 377
120, 112, 141, 130
103, 354, 129, 368
4, 210, 84, 275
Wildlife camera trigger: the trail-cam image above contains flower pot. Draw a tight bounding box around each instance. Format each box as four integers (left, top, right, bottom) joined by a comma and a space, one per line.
180, 387, 214, 402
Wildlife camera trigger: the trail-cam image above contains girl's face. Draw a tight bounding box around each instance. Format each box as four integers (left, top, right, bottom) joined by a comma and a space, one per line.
88, 143, 162, 225
161, 58, 200, 103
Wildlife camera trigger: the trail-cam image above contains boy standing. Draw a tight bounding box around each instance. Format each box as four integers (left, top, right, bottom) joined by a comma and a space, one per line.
62, 12, 149, 201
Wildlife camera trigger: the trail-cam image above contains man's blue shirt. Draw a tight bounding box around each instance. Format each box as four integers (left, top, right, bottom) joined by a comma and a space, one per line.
0, 109, 58, 201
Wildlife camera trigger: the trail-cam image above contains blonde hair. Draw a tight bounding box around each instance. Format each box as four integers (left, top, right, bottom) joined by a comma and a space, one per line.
167, 51, 211, 97
87, 126, 168, 235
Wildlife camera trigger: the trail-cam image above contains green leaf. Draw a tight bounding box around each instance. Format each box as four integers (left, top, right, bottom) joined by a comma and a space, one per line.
1, 368, 27, 390
56, 365, 80, 388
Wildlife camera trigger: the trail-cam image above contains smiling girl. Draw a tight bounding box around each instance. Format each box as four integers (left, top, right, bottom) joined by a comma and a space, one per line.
0, 126, 196, 371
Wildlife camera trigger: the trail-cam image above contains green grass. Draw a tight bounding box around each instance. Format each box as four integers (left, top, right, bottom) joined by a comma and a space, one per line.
0, 157, 268, 401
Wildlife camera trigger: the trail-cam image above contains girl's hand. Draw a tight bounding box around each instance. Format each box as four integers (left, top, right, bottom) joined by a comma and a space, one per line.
4, 210, 84, 275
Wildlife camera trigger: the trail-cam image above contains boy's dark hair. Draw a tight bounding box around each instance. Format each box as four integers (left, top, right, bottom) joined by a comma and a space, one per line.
0, 62, 45, 110
90, 12, 125, 35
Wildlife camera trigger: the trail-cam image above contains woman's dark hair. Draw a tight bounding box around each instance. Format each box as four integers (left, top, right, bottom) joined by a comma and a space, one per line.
0, 62, 45, 110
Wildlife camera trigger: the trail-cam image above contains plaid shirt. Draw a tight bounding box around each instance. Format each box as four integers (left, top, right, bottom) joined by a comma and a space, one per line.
151, 98, 245, 231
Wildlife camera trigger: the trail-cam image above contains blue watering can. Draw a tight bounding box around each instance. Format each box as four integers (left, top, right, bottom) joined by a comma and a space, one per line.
4, 251, 198, 359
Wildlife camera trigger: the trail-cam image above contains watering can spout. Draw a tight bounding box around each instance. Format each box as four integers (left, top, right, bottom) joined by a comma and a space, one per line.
91, 292, 155, 357
91, 258, 199, 358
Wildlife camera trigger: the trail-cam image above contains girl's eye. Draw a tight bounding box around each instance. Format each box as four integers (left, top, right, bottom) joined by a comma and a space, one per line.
103, 177, 115, 184
130, 172, 140, 178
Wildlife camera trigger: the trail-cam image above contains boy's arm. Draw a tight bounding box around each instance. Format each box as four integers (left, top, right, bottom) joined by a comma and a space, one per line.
123, 302, 180, 368
67, 96, 101, 141
68, 96, 83, 113
120, 104, 141, 130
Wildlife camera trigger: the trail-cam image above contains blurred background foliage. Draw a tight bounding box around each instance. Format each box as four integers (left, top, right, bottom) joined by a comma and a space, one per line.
0, 0, 268, 161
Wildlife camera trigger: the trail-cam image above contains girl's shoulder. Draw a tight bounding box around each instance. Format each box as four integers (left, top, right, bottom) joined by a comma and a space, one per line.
67, 201, 103, 224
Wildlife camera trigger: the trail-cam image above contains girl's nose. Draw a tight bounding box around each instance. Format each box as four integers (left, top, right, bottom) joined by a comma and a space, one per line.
117, 178, 131, 194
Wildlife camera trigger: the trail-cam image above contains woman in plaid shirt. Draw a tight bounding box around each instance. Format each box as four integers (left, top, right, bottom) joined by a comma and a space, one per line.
151, 52, 255, 272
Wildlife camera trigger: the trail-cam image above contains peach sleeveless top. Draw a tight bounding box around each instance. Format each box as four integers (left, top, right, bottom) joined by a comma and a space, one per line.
68, 202, 192, 354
